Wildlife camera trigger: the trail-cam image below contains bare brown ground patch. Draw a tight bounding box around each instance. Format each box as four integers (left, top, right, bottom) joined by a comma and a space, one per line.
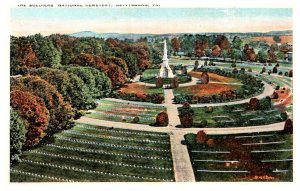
176, 83, 240, 96
251, 35, 292, 45
189, 71, 239, 83
118, 83, 149, 95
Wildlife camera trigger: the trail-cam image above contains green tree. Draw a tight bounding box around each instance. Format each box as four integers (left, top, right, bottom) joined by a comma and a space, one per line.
232, 36, 243, 49
221, 49, 228, 61
231, 49, 242, 63
124, 52, 139, 78
259, 96, 272, 110
257, 49, 268, 63
273, 35, 281, 43
276, 51, 285, 60
10, 108, 26, 163
29, 34, 61, 68
31, 68, 96, 110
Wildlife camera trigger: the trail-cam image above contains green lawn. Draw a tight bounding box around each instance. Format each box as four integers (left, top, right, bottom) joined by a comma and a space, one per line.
257, 74, 292, 88
141, 75, 191, 84
169, 57, 196, 66
86, 99, 166, 125
11, 123, 174, 182
141, 69, 159, 79
185, 132, 293, 181
189, 104, 285, 128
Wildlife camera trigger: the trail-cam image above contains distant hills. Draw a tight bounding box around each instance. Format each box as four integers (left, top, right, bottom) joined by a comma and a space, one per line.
68, 31, 154, 40
68, 30, 292, 40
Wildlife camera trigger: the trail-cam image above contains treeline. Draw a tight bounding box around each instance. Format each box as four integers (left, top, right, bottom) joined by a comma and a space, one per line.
10, 34, 157, 164
10, 34, 159, 86
170, 34, 291, 63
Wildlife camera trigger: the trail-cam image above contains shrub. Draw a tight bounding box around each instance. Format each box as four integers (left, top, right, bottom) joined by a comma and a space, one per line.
200, 119, 208, 127
201, 72, 209, 84
247, 68, 252, 72
240, 68, 245, 74
171, 77, 179, 88
283, 119, 293, 134
184, 133, 196, 145
275, 85, 280, 90
10, 108, 26, 164
205, 106, 214, 113
271, 92, 279, 99
268, 70, 271, 75
259, 96, 272, 110
280, 112, 288, 121
196, 130, 207, 144
261, 67, 266, 73
278, 71, 283, 75
193, 60, 199, 71
231, 63, 236, 67
206, 139, 215, 147
156, 77, 163, 88
272, 66, 278, 73
155, 111, 169, 126
179, 103, 194, 128
232, 68, 238, 74
284, 72, 288, 76
288, 70, 293, 77
10, 90, 50, 147
248, 97, 260, 110
132, 116, 140, 123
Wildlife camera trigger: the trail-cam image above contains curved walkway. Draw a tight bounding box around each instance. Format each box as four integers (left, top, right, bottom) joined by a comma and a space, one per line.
177, 81, 274, 107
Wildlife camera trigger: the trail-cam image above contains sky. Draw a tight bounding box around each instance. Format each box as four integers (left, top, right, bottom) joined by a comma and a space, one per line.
11, 8, 293, 36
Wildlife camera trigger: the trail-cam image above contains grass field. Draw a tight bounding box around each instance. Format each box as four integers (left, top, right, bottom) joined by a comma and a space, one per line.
141, 69, 159, 79
190, 104, 285, 127
185, 132, 293, 181
11, 123, 174, 182
86, 99, 166, 125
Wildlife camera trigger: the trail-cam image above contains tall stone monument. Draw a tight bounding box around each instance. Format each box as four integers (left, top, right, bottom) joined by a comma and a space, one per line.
159, 40, 175, 78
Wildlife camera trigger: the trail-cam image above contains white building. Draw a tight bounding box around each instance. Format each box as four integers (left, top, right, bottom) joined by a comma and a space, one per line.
159, 40, 175, 78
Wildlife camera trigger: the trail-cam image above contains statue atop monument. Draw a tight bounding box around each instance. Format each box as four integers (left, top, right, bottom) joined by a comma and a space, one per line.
159, 40, 175, 78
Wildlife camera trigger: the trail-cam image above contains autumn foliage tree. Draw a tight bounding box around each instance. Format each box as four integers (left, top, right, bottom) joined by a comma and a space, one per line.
171, 37, 181, 53
155, 111, 169, 126
194, 38, 208, 58
248, 98, 260, 110
10, 90, 50, 147
215, 35, 230, 50
196, 130, 207, 144
178, 102, 194, 128
11, 76, 74, 133
10, 36, 41, 75
201, 72, 209, 84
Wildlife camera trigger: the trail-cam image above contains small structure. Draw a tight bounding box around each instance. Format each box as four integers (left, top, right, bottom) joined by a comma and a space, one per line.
159, 40, 175, 78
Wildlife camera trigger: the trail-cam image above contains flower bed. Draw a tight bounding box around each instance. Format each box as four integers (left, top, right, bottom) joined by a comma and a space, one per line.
174, 68, 264, 104
86, 100, 166, 125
